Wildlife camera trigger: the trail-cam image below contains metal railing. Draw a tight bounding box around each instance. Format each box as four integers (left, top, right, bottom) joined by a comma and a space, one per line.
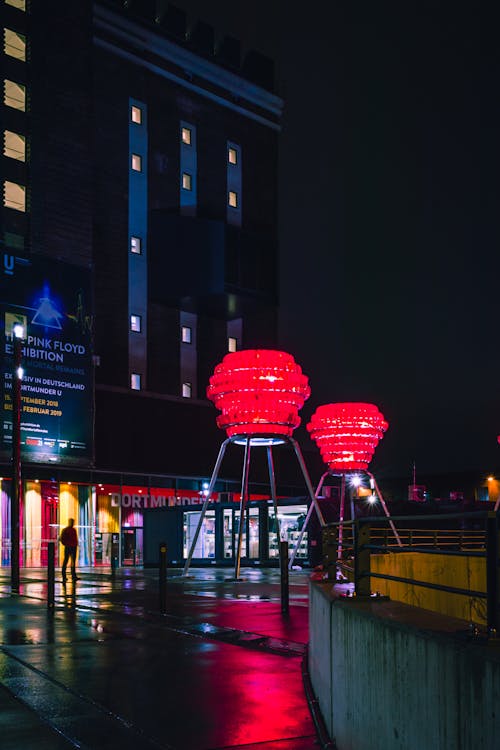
322, 510, 500, 632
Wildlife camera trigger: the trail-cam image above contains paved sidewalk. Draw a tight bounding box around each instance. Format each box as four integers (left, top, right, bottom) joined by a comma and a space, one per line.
0, 567, 328, 750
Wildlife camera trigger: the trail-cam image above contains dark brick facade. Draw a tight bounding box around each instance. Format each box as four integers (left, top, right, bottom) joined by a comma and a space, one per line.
1, 0, 282, 483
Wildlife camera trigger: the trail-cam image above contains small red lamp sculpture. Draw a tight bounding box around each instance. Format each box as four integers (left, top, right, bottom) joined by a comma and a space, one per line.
184, 350, 323, 577
308, 402, 388, 471
289, 402, 401, 568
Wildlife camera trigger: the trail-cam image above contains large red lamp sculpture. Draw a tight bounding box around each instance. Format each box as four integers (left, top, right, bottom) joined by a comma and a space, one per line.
289, 402, 401, 568
184, 350, 323, 577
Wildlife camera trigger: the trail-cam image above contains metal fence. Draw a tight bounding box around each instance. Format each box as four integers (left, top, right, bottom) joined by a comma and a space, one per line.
322, 510, 500, 632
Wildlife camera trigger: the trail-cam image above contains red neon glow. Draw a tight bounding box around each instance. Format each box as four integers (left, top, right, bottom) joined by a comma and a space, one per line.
207, 349, 310, 438
307, 402, 388, 471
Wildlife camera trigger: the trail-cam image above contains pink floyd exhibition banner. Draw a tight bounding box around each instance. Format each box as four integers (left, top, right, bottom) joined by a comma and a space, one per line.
1, 252, 94, 467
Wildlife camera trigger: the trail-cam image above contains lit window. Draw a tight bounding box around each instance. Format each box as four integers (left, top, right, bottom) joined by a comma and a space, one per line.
182, 382, 192, 398
130, 314, 141, 332
228, 147, 237, 165
4, 79, 25, 111
3, 130, 25, 161
131, 153, 142, 171
130, 236, 141, 254
5, 0, 26, 9
131, 373, 141, 390
131, 105, 142, 124
3, 180, 25, 211
181, 127, 191, 145
228, 336, 237, 353
4, 28, 26, 61
181, 325, 191, 344
182, 172, 192, 191
228, 191, 238, 208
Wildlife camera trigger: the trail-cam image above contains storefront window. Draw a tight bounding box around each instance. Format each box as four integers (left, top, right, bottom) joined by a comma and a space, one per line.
223, 508, 233, 558
274, 505, 308, 559
96, 491, 120, 565
0, 480, 11, 565
183, 510, 215, 558
234, 507, 259, 559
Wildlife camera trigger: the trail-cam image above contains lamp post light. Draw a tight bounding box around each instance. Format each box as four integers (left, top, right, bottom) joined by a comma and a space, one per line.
11, 322, 24, 593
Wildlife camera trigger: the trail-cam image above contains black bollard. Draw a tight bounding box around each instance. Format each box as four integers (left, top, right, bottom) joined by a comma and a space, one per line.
159, 542, 167, 614
47, 541, 55, 609
280, 540, 289, 615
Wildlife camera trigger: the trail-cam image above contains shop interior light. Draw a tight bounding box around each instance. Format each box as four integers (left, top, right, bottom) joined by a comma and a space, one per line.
307, 402, 388, 471
207, 349, 310, 443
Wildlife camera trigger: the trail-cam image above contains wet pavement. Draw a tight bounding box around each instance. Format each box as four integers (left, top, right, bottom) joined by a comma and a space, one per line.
0, 566, 330, 750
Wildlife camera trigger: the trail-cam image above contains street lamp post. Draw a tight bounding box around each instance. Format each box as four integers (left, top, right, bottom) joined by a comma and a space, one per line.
11, 323, 24, 593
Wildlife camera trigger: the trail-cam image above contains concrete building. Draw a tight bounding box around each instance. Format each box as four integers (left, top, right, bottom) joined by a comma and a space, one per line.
0, 0, 316, 568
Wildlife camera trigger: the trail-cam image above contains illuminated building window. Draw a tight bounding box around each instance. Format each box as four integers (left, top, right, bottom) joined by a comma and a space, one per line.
182, 382, 192, 398
181, 126, 191, 145
228, 147, 237, 165
131, 105, 142, 124
5, 0, 26, 9
181, 325, 192, 344
130, 236, 141, 254
3, 130, 25, 161
3, 79, 25, 111
130, 314, 142, 332
182, 172, 192, 191
131, 153, 142, 171
228, 190, 238, 208
4, 28, 26, 61
130, 372, 141, 390
228, 336, 237, 353
3, 180, 26, 211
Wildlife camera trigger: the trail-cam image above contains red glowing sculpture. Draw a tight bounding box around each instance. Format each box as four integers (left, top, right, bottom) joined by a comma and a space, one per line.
307, 402, 388, 471
207, 349, 310, 439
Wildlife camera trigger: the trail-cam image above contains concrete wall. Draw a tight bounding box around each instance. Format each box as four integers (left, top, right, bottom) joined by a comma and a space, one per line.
371, 552, 487, 625
309, 582, 500, 750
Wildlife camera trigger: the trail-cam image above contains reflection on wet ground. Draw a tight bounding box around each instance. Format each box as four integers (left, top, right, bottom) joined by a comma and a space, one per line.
0, 567, 323, 750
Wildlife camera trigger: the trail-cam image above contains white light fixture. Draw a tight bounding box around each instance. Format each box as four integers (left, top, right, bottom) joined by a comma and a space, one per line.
13, 322, 24, 338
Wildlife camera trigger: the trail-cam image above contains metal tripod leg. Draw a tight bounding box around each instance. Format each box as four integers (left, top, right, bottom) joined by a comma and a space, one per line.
288, 438, 326, 569
367, 471, 402, 547
183, 439, 230, 576
337, 473, 346, 559
234, 437, 251, 579
267, 446, 281, 542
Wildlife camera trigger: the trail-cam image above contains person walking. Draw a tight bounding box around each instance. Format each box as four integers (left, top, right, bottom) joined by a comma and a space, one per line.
59, 517, 78, 583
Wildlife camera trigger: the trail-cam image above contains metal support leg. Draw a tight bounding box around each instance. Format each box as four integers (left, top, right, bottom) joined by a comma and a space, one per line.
349, 484, 356, 549
267, 446, 281, 541
367, 471, 402, 547
337, 473, 346, 559
315, 471, 330, 501
235, 438, 251, 579
288, 438, 326, 569
183, 439, 230, 576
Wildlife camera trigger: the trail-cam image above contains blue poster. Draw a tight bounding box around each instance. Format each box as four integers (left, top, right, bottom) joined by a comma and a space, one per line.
1, 252, 94, 466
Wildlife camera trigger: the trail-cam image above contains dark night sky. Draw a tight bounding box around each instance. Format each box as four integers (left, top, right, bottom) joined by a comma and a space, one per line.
170, 1, 500, 480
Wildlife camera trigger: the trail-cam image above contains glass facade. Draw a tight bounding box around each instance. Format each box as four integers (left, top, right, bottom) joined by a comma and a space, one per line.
0, 478, 313, 568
